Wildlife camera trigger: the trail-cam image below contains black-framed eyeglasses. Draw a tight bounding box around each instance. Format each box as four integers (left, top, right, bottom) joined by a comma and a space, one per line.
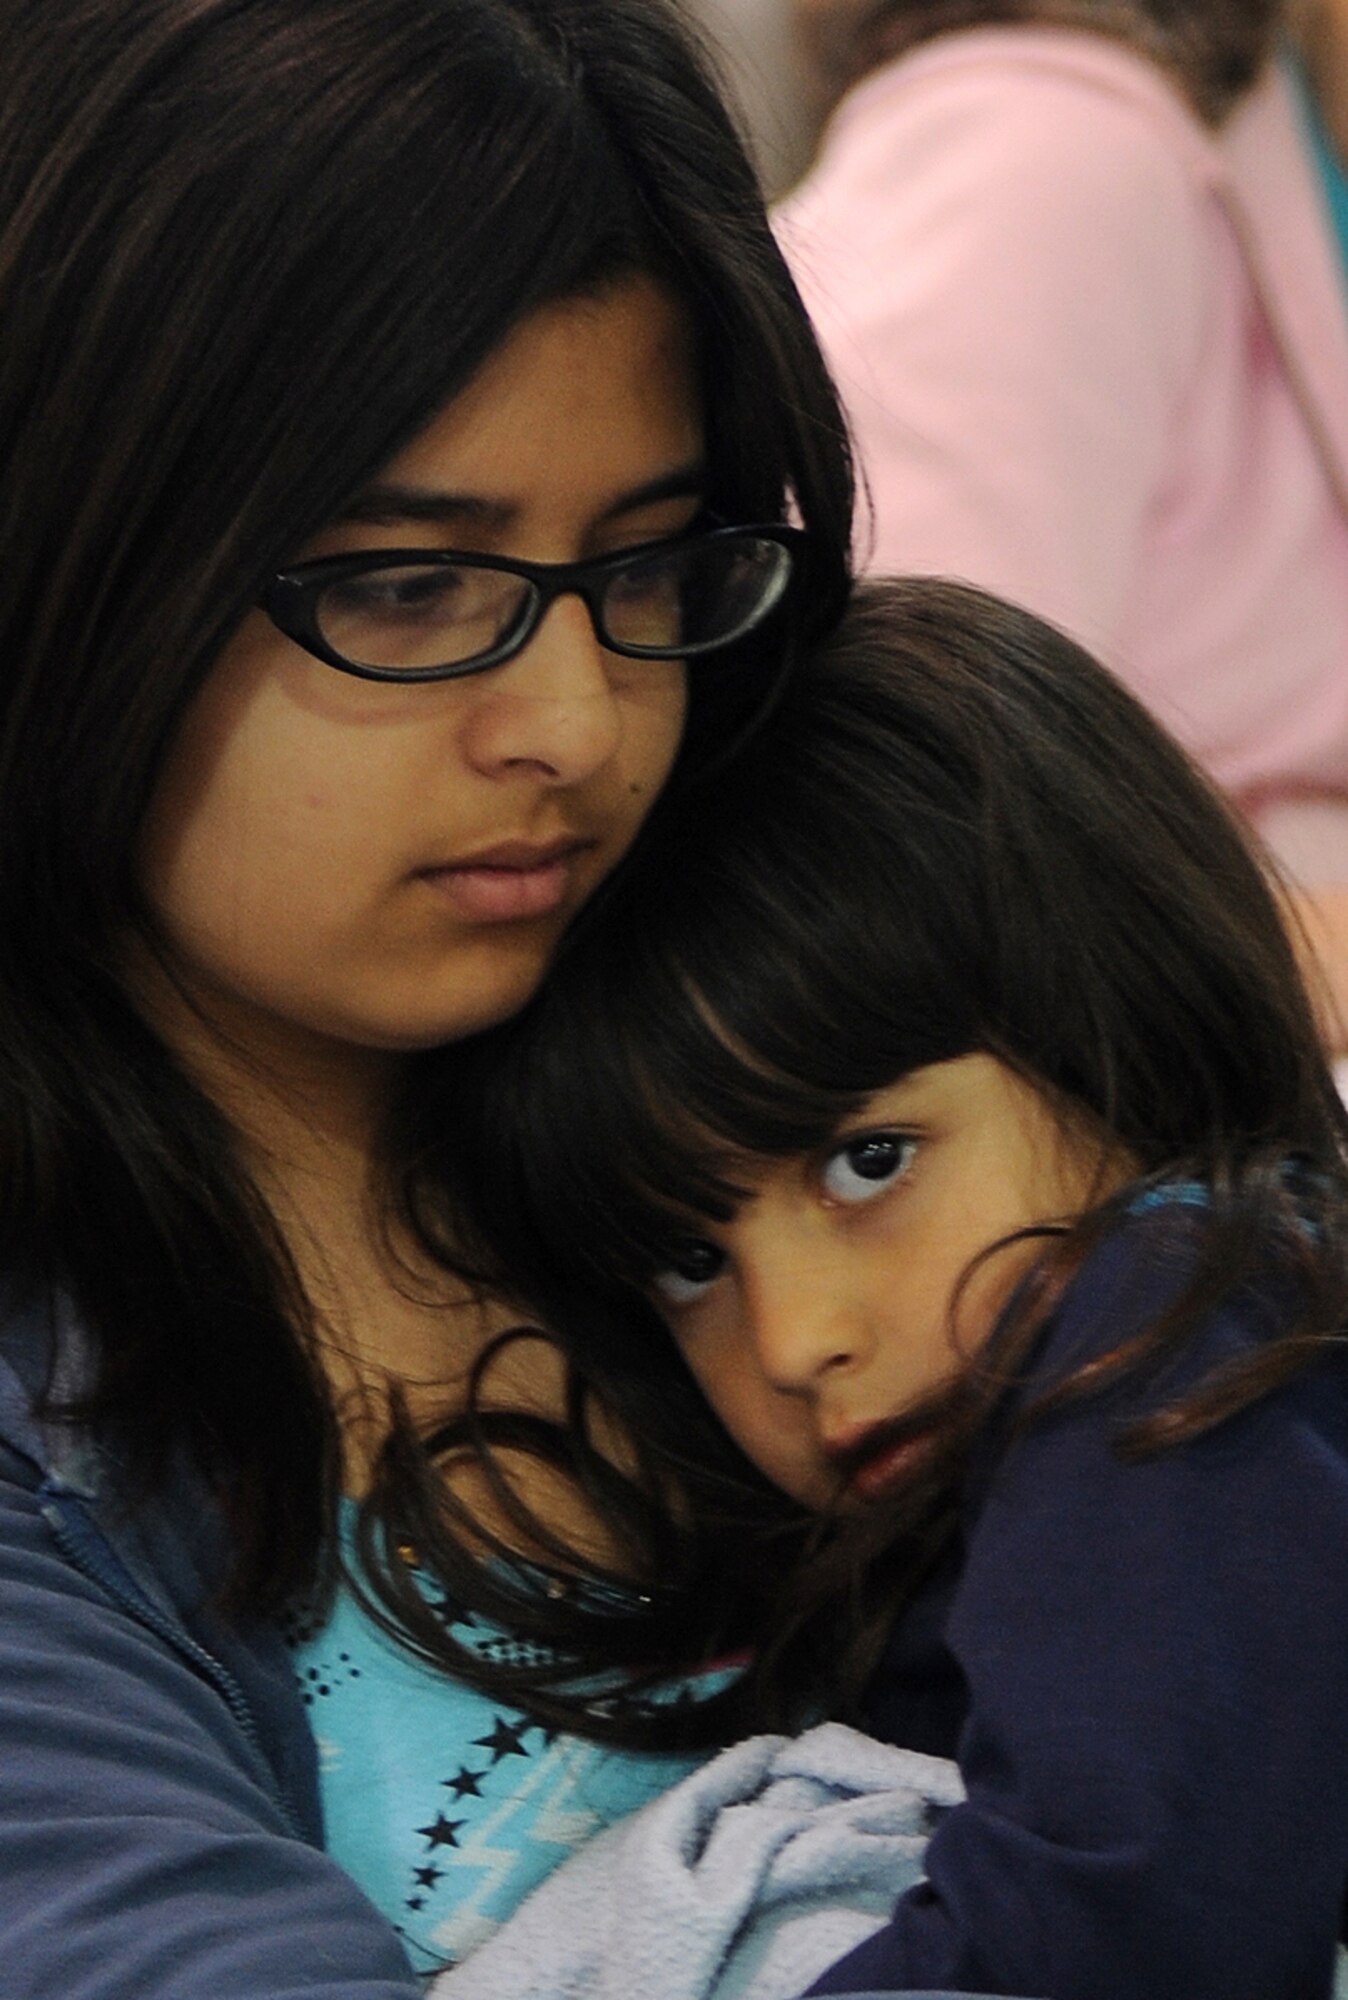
260, 523, 807, 684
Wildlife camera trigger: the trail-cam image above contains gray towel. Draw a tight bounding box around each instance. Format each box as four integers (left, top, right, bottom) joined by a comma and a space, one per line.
428, 1722, 963, 2000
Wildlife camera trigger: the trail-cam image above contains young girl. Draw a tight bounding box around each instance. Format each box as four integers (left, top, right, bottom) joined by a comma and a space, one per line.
0, 3, 853, 1993
776, 0, 1348, 1052
432, 577, 1348, 1998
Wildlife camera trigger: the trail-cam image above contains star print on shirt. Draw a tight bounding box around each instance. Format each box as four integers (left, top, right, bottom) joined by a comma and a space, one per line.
426, 1590, 471, 1628
416, 1813, 466, 1850
473, 1716, 531, 1763
443, 1765, 486, 1798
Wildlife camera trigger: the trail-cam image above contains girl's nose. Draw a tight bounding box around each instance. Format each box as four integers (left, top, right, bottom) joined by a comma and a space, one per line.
459, 594, 625, 784
739, 1244, 868, 1394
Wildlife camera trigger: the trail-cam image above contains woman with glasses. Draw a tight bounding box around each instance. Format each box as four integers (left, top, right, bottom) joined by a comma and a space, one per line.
0, 3, 851, 1994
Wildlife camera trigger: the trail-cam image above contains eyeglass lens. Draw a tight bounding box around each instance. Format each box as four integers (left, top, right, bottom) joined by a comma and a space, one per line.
311, 535, 790, 675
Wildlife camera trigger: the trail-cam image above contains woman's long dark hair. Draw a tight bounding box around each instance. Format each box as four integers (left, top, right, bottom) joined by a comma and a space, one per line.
0, 0, 851, 1627
799, 0, 1280, 123
422, 577, 1348, 1738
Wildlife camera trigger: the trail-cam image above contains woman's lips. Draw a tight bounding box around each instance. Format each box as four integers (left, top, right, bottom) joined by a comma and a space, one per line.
417, 838, 594, 923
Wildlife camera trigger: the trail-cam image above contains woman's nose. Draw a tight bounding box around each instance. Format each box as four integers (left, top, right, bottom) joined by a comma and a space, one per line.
459, 593, 625, 783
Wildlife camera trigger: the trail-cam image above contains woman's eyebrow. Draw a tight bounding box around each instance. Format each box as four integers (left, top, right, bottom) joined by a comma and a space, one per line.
334, 487, 512, 531
598, 462, 707, 518
335, 461, 708, 533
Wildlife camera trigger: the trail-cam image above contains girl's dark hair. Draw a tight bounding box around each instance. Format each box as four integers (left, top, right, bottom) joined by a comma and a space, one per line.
800, 0, 1280, 122
423, 577, 1348, 1736
0, 0, 851, 1615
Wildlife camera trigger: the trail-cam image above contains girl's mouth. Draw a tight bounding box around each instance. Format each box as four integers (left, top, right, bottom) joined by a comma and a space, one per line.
846, 1427, 941, 1499
823, 1378, 973, 1502
826, 1415, 942, 1500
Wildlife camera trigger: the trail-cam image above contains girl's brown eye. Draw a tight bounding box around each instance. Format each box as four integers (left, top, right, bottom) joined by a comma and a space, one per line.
821, 1131, 918, 1205
649, 1238, 725, 1306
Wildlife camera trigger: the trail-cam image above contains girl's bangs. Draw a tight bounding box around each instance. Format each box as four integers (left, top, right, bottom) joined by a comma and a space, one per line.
499, 875, 984, 1293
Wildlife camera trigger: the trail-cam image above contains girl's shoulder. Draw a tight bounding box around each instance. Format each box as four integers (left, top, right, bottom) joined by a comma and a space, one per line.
1014, 1173, 1348, 1428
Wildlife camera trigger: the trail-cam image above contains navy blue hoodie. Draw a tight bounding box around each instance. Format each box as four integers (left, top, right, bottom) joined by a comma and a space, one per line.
811, 1200, 1348, 2000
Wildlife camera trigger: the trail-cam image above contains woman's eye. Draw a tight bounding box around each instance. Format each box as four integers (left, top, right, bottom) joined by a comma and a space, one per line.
649, 1239, 726, 1307
324, 567, 465, 622
820, 1131, 918, 1206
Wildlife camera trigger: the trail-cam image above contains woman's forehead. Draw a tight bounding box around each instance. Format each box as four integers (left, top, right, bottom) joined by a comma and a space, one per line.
385, 280, 702, 493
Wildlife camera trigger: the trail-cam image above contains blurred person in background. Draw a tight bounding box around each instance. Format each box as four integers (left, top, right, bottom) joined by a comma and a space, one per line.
777, 0, 1348, 1056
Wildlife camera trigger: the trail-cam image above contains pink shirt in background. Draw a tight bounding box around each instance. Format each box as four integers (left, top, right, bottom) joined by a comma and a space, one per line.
776, 29, 1348, 886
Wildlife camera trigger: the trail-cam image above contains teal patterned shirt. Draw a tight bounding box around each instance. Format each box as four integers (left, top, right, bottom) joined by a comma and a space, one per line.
288, 1513, 727, 1979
